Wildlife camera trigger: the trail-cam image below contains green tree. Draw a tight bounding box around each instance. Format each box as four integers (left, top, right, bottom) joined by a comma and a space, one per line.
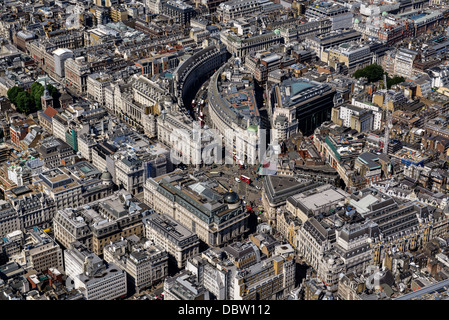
387, 75, 405, 89
7, 86, 24, 105
30, 82, 42, 96
8, 82, 60, 114
30, 82, 45, 109
15, 91, 34, 114
353, 64, 385, 83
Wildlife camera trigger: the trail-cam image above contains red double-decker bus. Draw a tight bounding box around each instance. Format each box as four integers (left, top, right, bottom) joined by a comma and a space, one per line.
240, 175, 251, 184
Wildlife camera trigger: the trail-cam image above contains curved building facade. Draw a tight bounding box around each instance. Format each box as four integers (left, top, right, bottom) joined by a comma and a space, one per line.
173, 43, 229, 111
207, 58, 262, 165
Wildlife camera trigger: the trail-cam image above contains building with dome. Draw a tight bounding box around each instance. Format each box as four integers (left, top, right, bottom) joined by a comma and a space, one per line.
223, 189, 240, 208
63, 161, 115, 204
144, 169, 250, 246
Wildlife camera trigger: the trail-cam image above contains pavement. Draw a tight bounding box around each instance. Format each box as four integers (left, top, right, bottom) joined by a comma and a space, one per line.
203, 162, 264, 211
196, 84, 264, 209
196, 86, 265, 213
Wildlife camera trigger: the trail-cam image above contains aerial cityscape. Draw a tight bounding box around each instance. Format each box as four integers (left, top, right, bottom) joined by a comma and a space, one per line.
1, 0, 449, 304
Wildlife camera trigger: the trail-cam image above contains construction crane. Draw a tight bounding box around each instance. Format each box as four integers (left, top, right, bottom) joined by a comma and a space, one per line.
383, 73, 392, 155
384, 109, 392, 155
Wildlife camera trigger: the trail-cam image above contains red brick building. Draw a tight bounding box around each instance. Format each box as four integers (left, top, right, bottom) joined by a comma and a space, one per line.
10, 119, 36, 147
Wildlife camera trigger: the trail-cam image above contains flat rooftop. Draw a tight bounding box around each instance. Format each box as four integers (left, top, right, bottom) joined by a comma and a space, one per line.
392, 147, 429, 163
288, 184, 349, 211
224, 89, 259, 118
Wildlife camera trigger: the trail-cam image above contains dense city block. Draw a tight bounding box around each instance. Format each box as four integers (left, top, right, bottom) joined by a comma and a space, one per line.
1, 0, 449, 302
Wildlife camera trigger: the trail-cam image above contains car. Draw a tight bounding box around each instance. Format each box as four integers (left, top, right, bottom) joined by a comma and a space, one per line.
255, 185, 261, 190
235, 177, 241, 182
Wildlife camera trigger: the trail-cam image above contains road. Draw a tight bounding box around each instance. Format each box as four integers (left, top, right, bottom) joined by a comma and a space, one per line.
192, 80, 264, 210
204, 162, 263, 210
192, 80, 210, 122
